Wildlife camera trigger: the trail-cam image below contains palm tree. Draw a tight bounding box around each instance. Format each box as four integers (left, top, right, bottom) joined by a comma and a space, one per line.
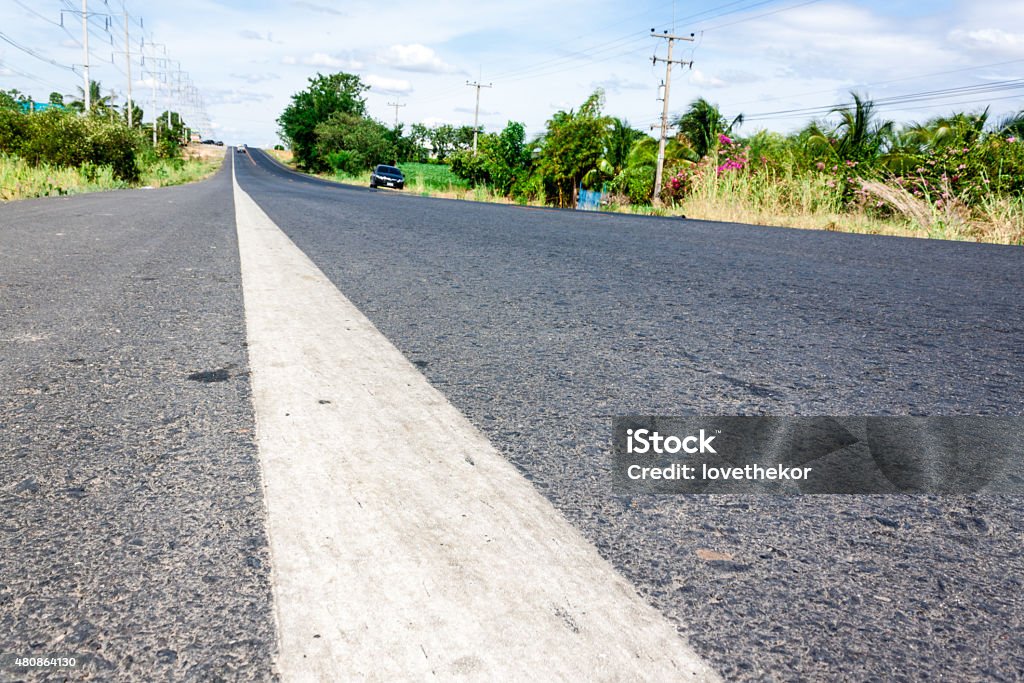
625, 135, 697, 168
995, 110, 1024, 137
123, 101, 144, 128
69, 80, 114, 114
605, 118, 646, 173
805, 92, 894, 163
581, 118, 647, 187
671, 98, 744, 159
907, 109, 990, 150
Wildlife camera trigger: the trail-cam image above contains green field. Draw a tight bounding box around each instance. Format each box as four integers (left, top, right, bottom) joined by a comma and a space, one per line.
397, 162, 469, 193
327, 161, 469, 194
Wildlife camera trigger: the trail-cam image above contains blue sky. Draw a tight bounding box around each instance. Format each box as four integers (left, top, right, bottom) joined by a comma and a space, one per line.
1, 1, 1022, 145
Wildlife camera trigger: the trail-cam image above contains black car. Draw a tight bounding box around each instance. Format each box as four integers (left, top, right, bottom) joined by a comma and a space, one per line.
370, 164, 404, 189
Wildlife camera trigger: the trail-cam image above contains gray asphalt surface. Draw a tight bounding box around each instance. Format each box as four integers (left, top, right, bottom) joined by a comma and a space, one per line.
0, 164, 276, 680
237, 148, 1024, 682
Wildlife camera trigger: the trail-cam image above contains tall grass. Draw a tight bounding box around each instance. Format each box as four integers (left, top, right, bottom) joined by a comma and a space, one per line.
0, 153, 223, 202
627, 164, 1023, 244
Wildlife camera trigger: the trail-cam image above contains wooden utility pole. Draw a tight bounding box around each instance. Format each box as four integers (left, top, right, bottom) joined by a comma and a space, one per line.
466, 79, 492, 156
650, 30, 694, 205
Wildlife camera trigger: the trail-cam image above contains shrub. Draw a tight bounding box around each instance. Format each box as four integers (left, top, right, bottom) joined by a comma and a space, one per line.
325, 149, 364, 175
609, 164, 655, 205
0, 108, 29, 155
12, 109, 143, 182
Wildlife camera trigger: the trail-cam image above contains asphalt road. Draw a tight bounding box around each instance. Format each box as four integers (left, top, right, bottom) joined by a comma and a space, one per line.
1, 148, 1021, 681
236, 148, 1024, 681
0, 166, 275, 680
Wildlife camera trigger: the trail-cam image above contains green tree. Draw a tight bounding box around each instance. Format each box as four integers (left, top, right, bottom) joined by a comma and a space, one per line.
123, 101, 144, 128
0, 89, 30, 110
277, 72, 368, 171
69, 80, 114, 114
582, 118, 649, 188
535, 90, 609, 207
426, 124, 476, 161
314, 113, 392, 174
672, 98, 743, 159
48, 92, 65, 106
804, 92, 894, 165
488, 121, 530, 194
605, 118, 647, 174
387, 123, 420, 164
996, 110, 1024, 137
408, 123, 432, 161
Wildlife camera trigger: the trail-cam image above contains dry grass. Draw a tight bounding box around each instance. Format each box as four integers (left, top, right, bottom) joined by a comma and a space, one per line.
860, 180, 1023, 244
265, 148, 294, 164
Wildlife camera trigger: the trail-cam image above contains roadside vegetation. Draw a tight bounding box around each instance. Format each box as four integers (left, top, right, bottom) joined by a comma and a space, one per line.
0, 85, 222, 202
278, 72, 1024, 244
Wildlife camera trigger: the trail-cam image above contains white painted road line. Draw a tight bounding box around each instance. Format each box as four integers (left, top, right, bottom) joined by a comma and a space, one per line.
232, 159, 720, 682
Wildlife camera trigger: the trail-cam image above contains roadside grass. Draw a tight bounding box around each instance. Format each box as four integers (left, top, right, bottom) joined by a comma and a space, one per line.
610, 168, 1023, 245
0, 152, 224, 202
257, 150, 1022, 244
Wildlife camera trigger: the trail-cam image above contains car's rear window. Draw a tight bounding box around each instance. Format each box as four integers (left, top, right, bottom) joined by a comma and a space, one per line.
377, 166, 401, 174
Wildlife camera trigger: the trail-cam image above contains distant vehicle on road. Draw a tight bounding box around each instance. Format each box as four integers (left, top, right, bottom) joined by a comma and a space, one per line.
236, 145, 247, 154
370, 165, 404, 190
215, 141, 224, 146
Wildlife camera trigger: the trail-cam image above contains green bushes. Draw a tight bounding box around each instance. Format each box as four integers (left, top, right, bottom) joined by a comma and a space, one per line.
0, 108, 144, 182
609, 164, 655, 205
1, 100, 221, 201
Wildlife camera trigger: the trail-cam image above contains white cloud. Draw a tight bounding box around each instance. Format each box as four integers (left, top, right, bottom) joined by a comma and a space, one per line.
689, 69, 727, 89
365, 75, 413, 95
231, 72, 281, 84
376, 44, 458, 74
950, 29, 1024, 56
291, 52, 365, 70
592, 75, 650, 94
205, 88, 275, 105
290, 1, 345, 16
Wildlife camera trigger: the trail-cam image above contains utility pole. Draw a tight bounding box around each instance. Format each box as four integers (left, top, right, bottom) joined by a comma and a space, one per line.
387, 100, 406, 129
81, 0, 90, 113
123, 11, 133, 127
650, 29, 694, 205
465, 79, 492, 156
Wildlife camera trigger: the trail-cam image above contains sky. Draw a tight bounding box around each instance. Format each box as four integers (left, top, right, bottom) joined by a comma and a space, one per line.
1, 1, 1022, 146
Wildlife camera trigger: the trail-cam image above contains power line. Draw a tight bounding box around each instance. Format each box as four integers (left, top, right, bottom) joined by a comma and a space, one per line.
700, 0, 826, 31
415, 1, 793, 107
0, 30, 77, 71
742, 79, 1024, 122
